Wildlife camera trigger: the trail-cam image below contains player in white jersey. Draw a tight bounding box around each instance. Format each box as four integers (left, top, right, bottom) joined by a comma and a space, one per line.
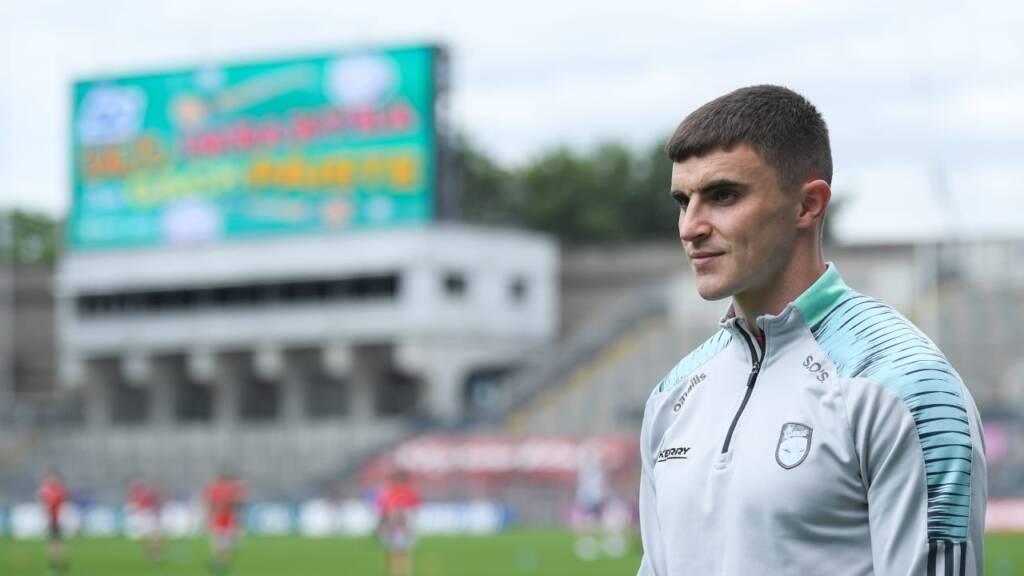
637, 85, 986, 576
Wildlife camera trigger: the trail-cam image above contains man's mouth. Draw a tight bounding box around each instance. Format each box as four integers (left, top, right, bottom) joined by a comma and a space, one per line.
689, 251, 724, 268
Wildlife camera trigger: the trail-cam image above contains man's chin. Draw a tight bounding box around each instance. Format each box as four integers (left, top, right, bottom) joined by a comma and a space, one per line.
695, 281, 733, 301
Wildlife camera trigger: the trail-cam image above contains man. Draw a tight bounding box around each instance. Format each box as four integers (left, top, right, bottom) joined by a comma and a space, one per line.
572, 443, 608, 560
127, 477, 164, 562
376, 468, 420, 576
637, 85, 986, 576
37, 472, 68, 575
205, 470, 245, 575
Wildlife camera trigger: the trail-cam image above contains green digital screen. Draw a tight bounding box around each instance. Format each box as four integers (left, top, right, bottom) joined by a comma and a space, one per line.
69, 45, 437, 250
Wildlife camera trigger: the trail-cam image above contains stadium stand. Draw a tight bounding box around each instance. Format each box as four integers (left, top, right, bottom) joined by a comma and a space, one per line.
3, 240, 1024, 508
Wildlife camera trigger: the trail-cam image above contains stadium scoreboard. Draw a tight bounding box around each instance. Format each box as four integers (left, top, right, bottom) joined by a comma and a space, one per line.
69, 44, 444, 251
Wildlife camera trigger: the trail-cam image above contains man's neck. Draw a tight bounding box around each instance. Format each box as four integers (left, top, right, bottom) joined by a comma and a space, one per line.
732, 259, 827, 341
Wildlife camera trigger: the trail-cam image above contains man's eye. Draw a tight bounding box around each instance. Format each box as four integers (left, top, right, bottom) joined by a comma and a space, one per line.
673, 194, 689, 209
711, 190, 737, 203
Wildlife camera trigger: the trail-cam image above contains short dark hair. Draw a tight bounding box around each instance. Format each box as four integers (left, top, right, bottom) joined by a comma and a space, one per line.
666, 85, 832, 191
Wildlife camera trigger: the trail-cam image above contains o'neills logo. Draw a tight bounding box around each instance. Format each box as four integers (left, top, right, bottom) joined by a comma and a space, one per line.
656, 446, 691, 464
673, 372, 706, 412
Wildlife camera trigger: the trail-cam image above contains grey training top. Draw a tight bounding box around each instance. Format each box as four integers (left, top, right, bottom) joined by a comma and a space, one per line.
637, 264, 986, 576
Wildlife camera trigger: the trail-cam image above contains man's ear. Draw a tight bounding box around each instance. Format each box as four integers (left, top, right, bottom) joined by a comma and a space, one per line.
796, 179, 831, 231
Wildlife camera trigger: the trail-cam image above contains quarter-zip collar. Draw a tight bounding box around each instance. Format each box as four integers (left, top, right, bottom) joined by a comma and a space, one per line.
718, 263, 850, 364
712, 264, 850, 457
792, 263, 851, 328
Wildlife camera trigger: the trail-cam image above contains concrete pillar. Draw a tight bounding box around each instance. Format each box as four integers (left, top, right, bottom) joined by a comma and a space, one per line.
256, 343, 301, 424
349, 348, 378, 423
323, 343, 352, 380
122, 351, 151, 386
84, 360, 110, 430
396, 339, 534, 424
187, 348, 217, 383
425, 365, 463, 423
148, 357, 175, 426
186, 344, 220, 426
118, 351, 169, 426
213, 354, 239, 429
396, 341, 467, 423
254, 345, 283, 381
280, 351, 307, 424
324, 343, 365, 421
59, 356, 86, 389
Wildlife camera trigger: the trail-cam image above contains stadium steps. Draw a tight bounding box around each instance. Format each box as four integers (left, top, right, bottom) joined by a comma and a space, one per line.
0, 419, 411, 502
0, 432, 43, 500
496, 274, 725, 437
504, 315, 673, 436
481, 285, 672, 434
0, 395, 86, 501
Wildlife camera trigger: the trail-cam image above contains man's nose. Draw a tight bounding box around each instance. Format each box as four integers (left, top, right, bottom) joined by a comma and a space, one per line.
679, 200, 711, 243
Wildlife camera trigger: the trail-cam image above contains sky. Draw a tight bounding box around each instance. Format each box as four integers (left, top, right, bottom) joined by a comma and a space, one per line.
1, 0, 1021, 244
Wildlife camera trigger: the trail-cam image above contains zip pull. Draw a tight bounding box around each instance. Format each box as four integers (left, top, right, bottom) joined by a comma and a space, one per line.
745, 361, 760, 387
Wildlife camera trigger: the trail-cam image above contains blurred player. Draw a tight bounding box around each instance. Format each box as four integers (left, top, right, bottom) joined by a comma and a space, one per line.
128, 477, 164, 562
571, 444, 607, 561
204, 470, 245, 575
598, 495, 633, 559
376, 468, 420, 576
37, 472, 68, 575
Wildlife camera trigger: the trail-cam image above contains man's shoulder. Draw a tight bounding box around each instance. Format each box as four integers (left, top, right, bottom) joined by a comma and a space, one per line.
811, 291, 979, 545
652, 329, 732, 396
809, 291, 957, 384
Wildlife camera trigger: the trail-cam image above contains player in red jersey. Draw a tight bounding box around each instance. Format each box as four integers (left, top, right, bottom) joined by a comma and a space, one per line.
376, 469, 420, 576
128, 478, 164, 562
204, 471, 245, 575
37, 472, 68, 575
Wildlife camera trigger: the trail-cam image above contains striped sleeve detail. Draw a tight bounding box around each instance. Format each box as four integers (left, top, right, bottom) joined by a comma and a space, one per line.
927, 541, 968, 576
653, 329, 732, 395
812, 294, 973, 543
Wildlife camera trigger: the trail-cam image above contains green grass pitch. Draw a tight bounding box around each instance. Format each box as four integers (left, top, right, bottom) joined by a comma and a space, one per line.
1, 531, 1022, 575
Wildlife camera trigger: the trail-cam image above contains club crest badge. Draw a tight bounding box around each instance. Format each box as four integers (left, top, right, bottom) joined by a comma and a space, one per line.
776, 422, 813, 469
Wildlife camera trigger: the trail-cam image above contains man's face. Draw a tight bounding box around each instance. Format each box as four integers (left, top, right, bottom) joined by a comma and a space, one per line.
670, 145, 800, 301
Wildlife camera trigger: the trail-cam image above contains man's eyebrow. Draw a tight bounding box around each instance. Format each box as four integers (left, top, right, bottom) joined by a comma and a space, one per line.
671, 178, 749, 197
697, 179, 749, 194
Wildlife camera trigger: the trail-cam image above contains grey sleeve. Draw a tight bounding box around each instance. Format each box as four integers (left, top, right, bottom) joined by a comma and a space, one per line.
637, 397, 665, 576
844, 377, 986, 576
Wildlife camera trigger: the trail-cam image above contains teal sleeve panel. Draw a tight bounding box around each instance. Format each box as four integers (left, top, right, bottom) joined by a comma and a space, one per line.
653, 329, 732, 395
812, 293, 976, 543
